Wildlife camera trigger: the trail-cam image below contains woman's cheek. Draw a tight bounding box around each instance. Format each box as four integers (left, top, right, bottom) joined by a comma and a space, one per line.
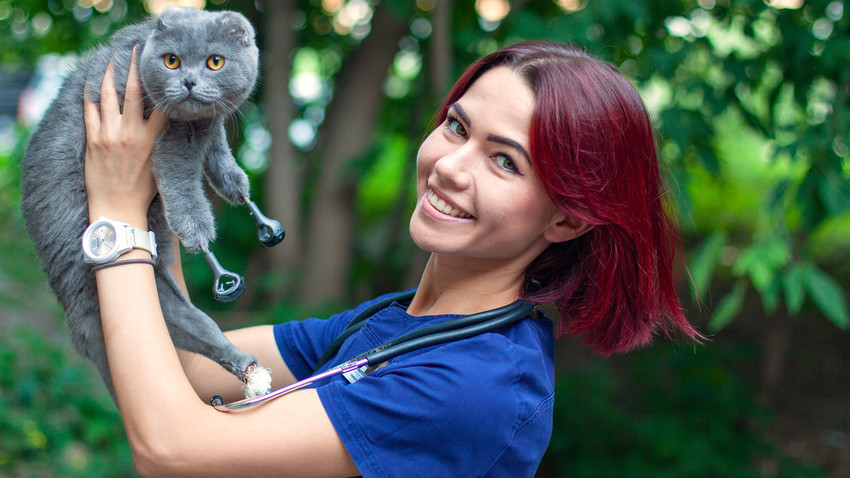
415, 135, 440, 191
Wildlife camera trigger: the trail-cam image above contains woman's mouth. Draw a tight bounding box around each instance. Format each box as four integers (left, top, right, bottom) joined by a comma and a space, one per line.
426, 189, 473, 219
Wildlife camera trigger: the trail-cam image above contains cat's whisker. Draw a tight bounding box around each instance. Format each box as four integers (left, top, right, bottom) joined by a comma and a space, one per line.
222, 101, 241, 124
232, 106, 248, 122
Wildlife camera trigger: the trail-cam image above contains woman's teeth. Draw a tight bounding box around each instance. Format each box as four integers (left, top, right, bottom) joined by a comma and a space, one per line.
427, 190, 472, 218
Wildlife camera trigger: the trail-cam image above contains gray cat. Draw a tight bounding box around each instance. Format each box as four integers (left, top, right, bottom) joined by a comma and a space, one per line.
20, 7, 283, 403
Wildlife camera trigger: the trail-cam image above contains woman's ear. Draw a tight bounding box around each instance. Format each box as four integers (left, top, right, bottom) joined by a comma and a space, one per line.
543, 211, 593, 243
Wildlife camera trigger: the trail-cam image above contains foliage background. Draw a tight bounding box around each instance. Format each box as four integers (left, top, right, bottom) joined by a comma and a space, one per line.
0, 0, 848, 476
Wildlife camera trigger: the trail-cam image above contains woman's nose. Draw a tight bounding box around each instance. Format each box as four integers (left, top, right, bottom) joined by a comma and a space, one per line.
433, 146, 474, 190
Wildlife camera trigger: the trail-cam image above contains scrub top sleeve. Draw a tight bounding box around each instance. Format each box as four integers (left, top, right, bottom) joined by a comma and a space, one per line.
273, 316, 348, 380
273, 289, 415, 380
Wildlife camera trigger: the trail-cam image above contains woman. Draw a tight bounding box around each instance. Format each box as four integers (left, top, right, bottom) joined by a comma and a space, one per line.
85, 41, 699, 477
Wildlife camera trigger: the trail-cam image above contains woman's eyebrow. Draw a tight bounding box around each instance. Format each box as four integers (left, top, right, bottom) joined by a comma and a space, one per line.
487, 134, 531, 166
448, 102, 471, 125
450, 102, 532, 166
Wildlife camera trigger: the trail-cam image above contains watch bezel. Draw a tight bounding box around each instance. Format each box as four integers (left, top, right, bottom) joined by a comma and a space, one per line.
82, 218, 130, 264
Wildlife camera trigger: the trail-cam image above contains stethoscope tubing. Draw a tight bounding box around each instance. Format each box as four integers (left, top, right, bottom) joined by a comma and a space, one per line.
312, 289, 417, 371
212, 297, 535, 412
211, 356, 369, 411
367, 301, 533, 364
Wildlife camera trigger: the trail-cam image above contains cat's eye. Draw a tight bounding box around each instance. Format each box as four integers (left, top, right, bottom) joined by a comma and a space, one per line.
163, 54, 181, 69
206, 55, 225, 71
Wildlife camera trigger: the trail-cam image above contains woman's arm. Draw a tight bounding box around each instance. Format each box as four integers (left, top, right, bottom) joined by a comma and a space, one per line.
85, 53, 358, 477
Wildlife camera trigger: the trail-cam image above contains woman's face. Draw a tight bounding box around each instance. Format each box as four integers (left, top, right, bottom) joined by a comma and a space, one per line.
410, 66, 565, 269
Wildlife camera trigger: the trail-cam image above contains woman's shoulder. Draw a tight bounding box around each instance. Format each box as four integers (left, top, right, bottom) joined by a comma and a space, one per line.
369, 308, 555, 410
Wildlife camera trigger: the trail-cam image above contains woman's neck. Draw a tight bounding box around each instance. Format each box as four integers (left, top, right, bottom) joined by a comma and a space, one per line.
406, 254, 527, 317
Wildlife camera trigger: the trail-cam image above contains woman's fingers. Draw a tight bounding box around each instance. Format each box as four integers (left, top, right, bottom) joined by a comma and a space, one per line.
83, 83, 101, 137
84, 50, 167, 219
98, 61, 119, 128
147, 106, 169, 139
124, 46, 144, 120
123, 46, 168, 139
88, 50, 168, 151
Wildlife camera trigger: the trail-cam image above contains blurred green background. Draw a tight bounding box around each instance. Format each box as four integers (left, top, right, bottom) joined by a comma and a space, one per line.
1, 0, 848, 476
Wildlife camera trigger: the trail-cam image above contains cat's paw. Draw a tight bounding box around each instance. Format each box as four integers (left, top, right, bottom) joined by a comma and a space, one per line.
168, 210, 217, 252
212, 167, 250, 205
242, 363, 272, 398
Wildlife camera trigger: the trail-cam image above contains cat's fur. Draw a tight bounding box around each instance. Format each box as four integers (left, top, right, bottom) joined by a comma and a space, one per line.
20, 7, 270, 402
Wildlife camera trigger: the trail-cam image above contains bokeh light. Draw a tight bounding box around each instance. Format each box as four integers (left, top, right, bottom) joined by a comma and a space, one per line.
475, 0, 510, 22
555, 0, 587, 13
143, 0, 206, 15
764, 0, 804, 9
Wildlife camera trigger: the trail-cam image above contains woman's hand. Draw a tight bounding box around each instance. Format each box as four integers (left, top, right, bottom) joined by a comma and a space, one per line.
84, 47, 168, 226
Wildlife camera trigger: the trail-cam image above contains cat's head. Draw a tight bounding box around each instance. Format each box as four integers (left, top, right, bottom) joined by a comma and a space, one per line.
138, 8, 259, 121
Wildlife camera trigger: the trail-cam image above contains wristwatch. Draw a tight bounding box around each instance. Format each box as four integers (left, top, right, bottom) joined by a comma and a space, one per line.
82, 217, 158, 264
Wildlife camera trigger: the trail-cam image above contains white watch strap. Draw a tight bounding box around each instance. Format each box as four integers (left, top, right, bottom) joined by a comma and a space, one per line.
123, 225, 158, 260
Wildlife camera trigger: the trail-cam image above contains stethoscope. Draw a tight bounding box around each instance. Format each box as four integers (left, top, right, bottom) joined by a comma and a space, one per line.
211, 290, 535, 412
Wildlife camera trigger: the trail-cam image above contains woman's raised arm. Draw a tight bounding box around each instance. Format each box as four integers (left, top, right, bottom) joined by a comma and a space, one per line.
84, 51, 358, 477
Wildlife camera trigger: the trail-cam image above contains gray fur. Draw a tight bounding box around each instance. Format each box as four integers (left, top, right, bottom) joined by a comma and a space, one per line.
21, 8, 264, 402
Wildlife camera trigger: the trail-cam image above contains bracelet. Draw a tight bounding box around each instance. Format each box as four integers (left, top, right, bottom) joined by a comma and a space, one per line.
92, 258, 157, 271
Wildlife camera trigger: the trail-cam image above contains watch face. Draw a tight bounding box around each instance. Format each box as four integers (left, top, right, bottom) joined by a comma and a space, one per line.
88, 224, 117, 258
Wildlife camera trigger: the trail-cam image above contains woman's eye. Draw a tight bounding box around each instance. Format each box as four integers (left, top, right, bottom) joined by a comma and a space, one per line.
206, 55, 225, 70
163, 54, 181, 69
447, 118, 467, 137
494, 154, 519, 174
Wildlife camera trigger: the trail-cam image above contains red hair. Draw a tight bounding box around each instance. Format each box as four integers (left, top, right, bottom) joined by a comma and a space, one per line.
435, 42, 700, 355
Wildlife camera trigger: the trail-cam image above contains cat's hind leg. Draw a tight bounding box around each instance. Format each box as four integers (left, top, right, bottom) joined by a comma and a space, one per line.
154, 268, 272, 398
65, 307, 118, 404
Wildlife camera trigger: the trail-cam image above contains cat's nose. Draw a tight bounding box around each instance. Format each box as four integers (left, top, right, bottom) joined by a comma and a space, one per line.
183, 78, 196, 91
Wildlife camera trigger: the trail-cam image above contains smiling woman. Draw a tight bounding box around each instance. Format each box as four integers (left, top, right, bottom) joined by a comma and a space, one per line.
409, 66, 570, 280
430, 43, 701, 354
81, 40, 700, 477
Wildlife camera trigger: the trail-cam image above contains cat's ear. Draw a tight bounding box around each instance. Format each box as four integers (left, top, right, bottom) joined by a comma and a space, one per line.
155, 6, 178, 31
218, 12, 255, 48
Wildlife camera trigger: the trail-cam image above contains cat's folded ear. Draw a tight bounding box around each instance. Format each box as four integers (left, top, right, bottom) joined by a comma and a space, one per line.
155, 6, 181, 31
217, 12, 256, 48
156, 14, 169, 31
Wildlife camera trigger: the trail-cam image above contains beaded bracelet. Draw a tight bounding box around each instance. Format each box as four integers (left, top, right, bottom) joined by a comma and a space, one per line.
92, 258, 156, 272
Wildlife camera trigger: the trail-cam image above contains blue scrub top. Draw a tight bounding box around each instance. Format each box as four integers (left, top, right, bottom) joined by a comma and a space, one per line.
273, 289, 555, 478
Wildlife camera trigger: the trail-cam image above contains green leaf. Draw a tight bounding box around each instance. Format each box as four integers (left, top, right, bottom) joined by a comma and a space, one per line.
732, 238, 790, 294
818, 170, 850, 215
801, 265, 850, 330
688, 231, 727, 301
782, 263, 806, 315
708, 280, 747, 333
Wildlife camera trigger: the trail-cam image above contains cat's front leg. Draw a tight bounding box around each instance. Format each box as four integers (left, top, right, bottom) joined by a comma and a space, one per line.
204, 121, 284, 247
203, 119, 250, 205
152, 125, 216, 252
155, 269, 271, 398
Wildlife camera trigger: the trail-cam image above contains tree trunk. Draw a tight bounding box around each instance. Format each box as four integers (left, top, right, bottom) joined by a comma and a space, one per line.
299, 6, 409, 304
262, 0, 301, 298
758, 310, 793, 406
430, 0, 453, 96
